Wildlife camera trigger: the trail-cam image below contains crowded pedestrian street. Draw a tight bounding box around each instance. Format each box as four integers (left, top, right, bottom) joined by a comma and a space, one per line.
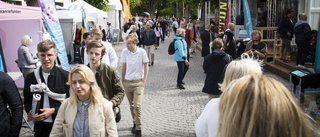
19, 32, 290, 137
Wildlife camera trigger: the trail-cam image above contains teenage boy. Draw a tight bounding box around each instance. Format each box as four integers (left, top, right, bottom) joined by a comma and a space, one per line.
23, 40, 69, 137
121, 34, 149, 137
84, 28, 118, 68
86, 40, 125, 122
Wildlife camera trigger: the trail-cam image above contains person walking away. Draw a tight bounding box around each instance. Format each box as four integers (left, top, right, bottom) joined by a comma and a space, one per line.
174, 28, 189, 89
0, 71, 23, 137
201, 25, 215, 59
17, 35, 39, 78
154, 23, 162, 49
50, 65, 118, 137
121, 34, 149, 137
140, 22, 157, 66
218, 74, 319, 137
173, 19, 179, 35
294, 14, 312, 69
23, 40, 69, 137
278, 9, 295, 62
202, 38, 232, 99
195, 56, 262, 137
185, 23, 194, 60
86, 41, 125, 123
223, 31, 237, 59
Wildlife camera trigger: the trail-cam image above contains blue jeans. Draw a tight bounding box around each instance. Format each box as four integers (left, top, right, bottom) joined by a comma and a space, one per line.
177, 61, 189, 86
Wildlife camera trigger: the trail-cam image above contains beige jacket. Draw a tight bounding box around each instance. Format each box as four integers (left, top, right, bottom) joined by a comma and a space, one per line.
50, 98, 118, 137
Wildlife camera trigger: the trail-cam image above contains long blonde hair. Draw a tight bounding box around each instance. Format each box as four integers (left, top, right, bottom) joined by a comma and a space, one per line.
67, 64, 103, 110
218, 74, 318, 137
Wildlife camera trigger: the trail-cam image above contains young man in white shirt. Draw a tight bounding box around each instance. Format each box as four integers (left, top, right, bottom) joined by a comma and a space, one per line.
121, 34, 149, 137
85, 28, 118, 68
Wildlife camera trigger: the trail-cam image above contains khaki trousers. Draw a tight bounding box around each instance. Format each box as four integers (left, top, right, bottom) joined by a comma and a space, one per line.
123, 79, 144, 130
144, 46, 154, 62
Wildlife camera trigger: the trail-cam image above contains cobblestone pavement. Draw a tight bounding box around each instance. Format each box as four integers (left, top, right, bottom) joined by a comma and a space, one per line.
20, 31, 290, 137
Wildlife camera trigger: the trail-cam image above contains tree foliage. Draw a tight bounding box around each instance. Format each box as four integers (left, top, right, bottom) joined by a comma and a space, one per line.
85, 0, 109, 11
130, 0, 219, 19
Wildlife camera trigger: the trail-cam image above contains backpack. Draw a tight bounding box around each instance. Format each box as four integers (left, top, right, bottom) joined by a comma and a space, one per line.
168, 39, 181, 55
173, 23, 176, 28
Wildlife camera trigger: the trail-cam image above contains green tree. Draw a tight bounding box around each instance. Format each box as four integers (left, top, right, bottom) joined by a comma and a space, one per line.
85, 0, 109, 11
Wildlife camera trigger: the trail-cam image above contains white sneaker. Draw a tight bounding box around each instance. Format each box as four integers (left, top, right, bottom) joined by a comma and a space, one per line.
297, 64, 307, 69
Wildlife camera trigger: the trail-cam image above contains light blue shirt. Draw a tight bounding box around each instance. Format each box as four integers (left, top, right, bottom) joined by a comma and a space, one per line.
73, 99, 90, 137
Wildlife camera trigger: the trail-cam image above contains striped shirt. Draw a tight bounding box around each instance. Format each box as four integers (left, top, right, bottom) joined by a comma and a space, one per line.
73, 99, 90, 137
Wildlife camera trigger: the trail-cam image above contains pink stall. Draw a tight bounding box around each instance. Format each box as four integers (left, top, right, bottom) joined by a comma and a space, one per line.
0, 1, 42, 88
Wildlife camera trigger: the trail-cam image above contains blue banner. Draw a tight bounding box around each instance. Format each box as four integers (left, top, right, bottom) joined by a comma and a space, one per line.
243, 0, 253, 39
38, 0, 70, 71
315, 22, 320, 73
0, 54, 3, 72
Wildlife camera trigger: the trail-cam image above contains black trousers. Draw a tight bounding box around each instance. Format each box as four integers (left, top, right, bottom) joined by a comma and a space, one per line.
161, 29, 167, 41
295, 40, 310, 65
34, 122, 53, 137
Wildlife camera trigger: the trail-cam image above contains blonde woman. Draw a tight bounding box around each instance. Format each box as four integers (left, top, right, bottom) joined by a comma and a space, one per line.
218, 74, 319, 137
17, 35, 38, 78
50, 65, 118, 137
195, 56, 262, 137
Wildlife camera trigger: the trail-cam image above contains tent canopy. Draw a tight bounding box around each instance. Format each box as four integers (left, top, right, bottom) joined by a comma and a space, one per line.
67, 0, 108, 30
0, 1, 42, 21
68, 0, 108, 18
0, 1, 42, 88
108, 0, 122, 11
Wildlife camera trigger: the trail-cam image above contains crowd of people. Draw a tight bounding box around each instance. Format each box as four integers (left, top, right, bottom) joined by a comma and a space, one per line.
1, 13, 319, 137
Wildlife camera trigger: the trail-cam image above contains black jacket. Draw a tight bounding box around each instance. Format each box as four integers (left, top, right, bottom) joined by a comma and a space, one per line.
201, 30, 215, 57
278, 16, 294, 40
140, 29, 157, 46
23, 66, 69, 132
202, 50, 231, 95
0, 72, 23, 137
224, 40, 237, 60
294, 21, 312, 41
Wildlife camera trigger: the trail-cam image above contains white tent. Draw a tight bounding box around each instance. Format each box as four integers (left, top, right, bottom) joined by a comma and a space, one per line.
107, 0, 123, 30
57, 7, 96, 63
68, 0, 108, 29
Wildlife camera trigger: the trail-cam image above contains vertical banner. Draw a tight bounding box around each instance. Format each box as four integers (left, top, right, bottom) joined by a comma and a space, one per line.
183, 1, 185, 21
38, 0, 70, 71
218, 0, 230, 36
122, 0, 132, 23
315, 22, 320, 73
0, 39, 5, 72
242, 0, 253, 38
